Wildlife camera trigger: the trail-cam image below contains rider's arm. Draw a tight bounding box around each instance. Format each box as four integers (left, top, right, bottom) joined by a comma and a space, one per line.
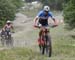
11, 26, 14, 30
51, 17, 57, 24
34, 11, 42, 26
34, 16, 39, 26
49, 12, 58, 25
11, 24, 15, 33
11, 24, 14, 29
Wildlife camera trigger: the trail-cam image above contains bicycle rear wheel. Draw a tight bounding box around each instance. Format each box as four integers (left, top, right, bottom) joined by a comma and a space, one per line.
48, 35, 52, 57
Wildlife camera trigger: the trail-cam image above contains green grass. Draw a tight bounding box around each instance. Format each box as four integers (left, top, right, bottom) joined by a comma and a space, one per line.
0, 48, 46, 60
0, 25, 75, 60
51, 25, 75, 58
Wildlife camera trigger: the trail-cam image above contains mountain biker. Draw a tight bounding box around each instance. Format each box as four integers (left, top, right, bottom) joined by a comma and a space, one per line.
3, 20, 14, 31
1, 20, 14, 36
33, 6, 58, 49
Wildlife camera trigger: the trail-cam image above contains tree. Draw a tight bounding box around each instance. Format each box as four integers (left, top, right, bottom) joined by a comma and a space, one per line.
63, 0, 75, 29
40, 0, 72, 10
0, 0, 16, 27
40, 0, 64, 10
0, 0, 24, 27
11, 0, 24, 9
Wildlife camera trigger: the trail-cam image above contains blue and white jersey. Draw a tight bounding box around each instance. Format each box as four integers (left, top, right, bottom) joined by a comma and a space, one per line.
37, 10, 53, 20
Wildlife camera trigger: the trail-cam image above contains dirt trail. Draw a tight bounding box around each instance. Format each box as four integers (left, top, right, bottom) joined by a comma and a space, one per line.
12, 13, 36, 48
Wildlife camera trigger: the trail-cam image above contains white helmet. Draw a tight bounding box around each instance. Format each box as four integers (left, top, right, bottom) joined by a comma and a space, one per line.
44, 6, 50, 11
6, 20, 11, 23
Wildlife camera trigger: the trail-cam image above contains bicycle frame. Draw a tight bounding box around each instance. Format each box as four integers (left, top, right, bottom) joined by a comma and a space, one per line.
39, 27, 49, 45
34, 25, 52, 57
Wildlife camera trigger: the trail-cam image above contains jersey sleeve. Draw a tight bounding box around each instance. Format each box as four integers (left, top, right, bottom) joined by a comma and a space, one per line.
37, 11, 42, 17
48, 12, 53, 18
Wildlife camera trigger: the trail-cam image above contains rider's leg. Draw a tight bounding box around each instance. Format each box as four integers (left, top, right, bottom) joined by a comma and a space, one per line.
38, 30, 43, 51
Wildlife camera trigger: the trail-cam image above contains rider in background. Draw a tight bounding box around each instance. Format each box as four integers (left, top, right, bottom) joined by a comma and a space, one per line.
0, 20, 14, 38
33, 6, 58, 48
2, 20, 14, 33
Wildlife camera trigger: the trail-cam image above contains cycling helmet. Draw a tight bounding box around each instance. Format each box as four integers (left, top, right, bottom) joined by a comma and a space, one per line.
6, 20, 11, 24
44, 6, 50, 11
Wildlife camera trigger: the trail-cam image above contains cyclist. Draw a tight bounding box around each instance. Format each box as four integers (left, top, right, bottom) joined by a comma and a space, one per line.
1, 20, 14, 36
34, 6, 58, 50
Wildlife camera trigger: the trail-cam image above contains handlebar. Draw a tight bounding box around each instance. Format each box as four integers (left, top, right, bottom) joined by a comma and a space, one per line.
34, 23, 58, 28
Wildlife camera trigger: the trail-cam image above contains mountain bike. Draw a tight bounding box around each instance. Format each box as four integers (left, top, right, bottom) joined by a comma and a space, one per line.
4, 28, 13, 47
34, 24, 57, 57
0, 28, 13, 47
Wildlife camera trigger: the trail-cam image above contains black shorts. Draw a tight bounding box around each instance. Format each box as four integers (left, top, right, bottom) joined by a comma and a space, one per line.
38, 18, 48, 26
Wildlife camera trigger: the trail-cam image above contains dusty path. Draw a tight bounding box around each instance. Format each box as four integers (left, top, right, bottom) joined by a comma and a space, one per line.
12, 13, 36, 48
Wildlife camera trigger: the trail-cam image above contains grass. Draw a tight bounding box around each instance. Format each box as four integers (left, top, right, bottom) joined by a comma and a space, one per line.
32, 24, 75, 58
50, 24, 75, 57
0, 48, 46, 60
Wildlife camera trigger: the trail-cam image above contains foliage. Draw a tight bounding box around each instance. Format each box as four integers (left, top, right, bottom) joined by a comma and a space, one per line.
0, 0, 24, 27
40, 0, 64, 10
11, 0, 24, 9
63, 0, 75, 29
